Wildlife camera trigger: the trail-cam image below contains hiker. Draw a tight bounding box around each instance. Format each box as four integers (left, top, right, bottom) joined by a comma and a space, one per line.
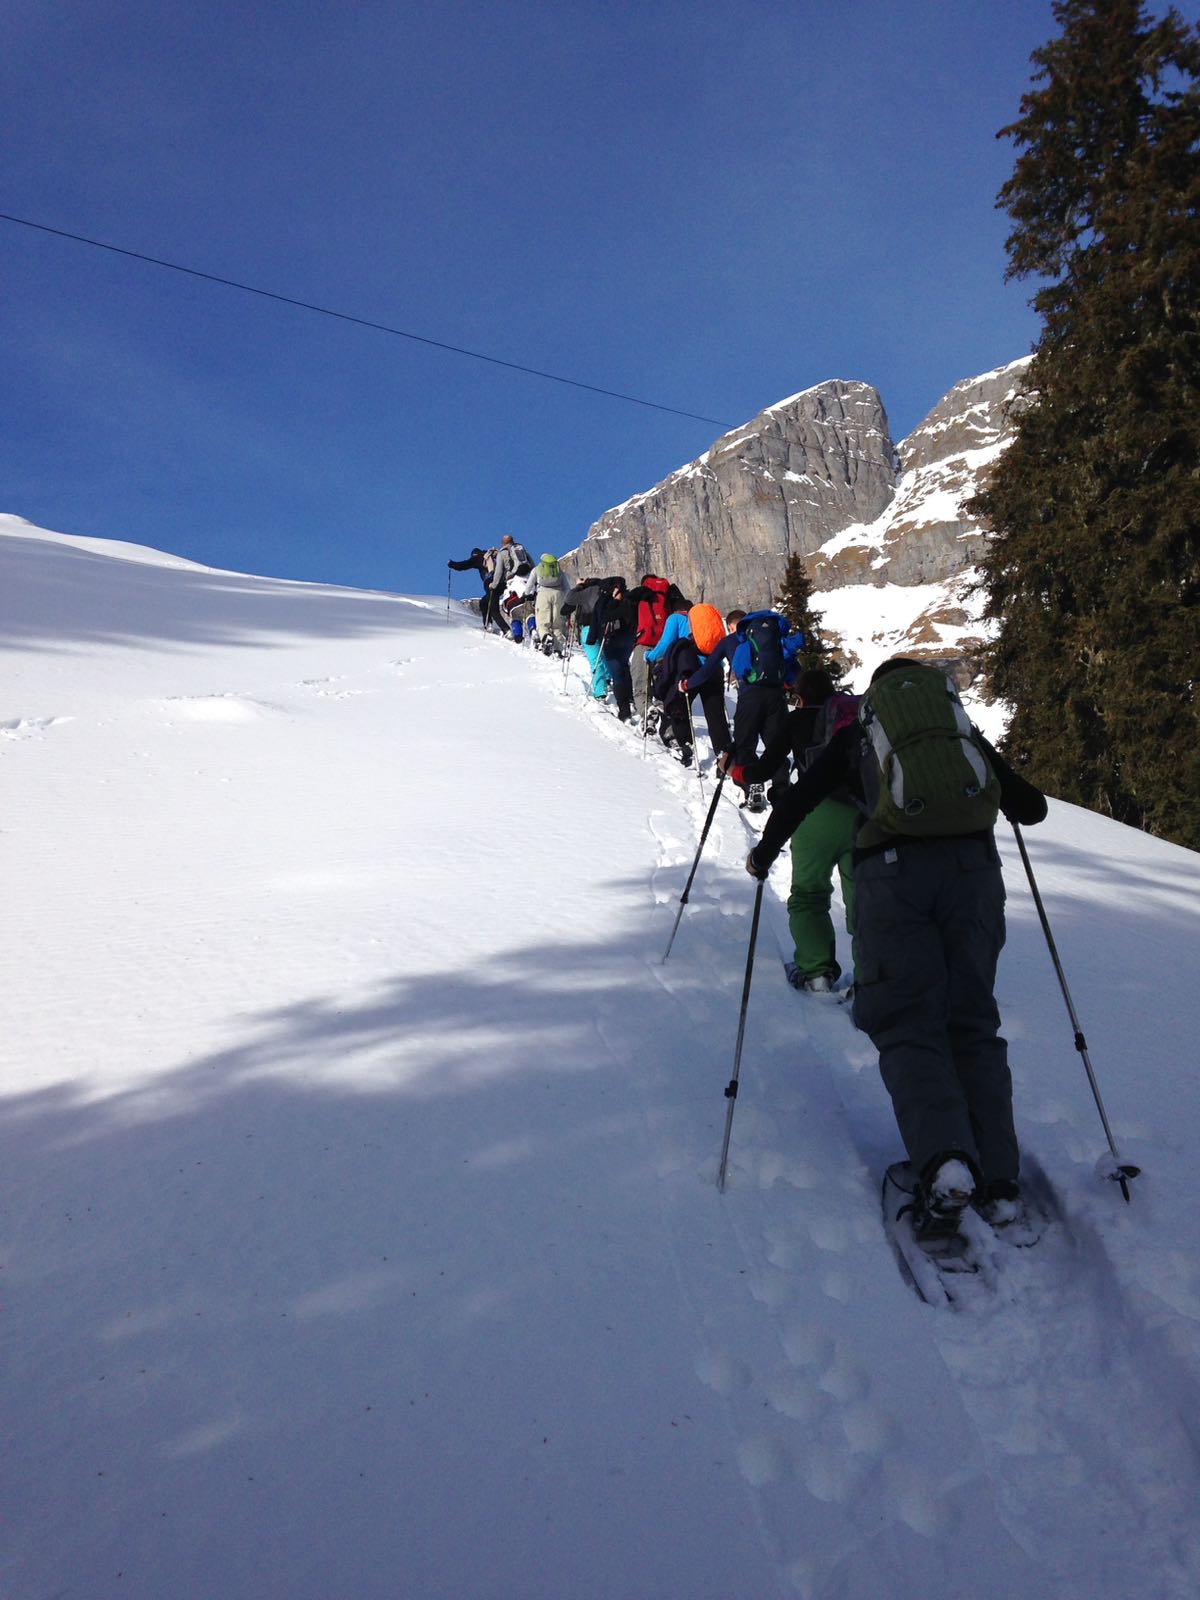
525, 553, 568, 655
447, 547, 491, 623
732, 667, 859, 992
628, 576, 686, 727
743, 657, 1048, 1247
646, 601, 732, 762
685, 608, 799, 811
484, 536, 533, 634
592, 576, 638, 722
561, 577, 613, 699
501, 565, 537, 644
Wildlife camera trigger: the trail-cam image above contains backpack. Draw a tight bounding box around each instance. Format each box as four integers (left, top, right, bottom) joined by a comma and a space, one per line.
689, 603, 725, 657
652, 637, 701, 716
636, 576, 671, 648
537, 554, 561, 584
800, 691, 861, 770
857, 665, 1001, 845
732, 611, 801, 687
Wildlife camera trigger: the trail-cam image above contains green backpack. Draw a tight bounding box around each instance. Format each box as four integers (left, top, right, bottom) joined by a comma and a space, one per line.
857, 664, 1000, 847
538, 554, 561, 582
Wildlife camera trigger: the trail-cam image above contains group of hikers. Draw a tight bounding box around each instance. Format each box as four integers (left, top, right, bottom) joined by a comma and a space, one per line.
448, 543, 1049, 1256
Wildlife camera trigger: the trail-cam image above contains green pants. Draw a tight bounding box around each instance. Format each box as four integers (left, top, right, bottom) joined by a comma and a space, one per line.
788, 797, 858, 980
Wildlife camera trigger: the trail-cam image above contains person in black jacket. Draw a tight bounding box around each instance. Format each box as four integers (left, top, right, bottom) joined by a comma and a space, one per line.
742, 658, 1048, 1247
561, 577, 613, 699
592, 577, 638, 722
447, 547, 491, 624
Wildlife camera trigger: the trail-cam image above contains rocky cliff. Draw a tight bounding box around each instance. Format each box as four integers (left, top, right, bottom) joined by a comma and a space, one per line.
562, 357, 1031, 711
563, 380, 896, 608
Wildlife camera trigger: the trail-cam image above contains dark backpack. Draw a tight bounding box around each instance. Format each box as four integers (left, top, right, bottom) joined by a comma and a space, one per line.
857, 665, 1001, 846
800, 691, 861, 770
732, 611, 801, 687
652, 638, 701, 717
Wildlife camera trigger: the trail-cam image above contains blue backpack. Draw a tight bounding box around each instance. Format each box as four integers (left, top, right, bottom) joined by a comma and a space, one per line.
732, 611, 802, 687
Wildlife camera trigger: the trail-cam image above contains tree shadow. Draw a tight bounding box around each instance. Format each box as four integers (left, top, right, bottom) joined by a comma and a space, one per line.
1, 900, 779, 1600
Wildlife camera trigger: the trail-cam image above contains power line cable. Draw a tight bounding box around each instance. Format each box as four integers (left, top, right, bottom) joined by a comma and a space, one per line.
0, 210, 735, 429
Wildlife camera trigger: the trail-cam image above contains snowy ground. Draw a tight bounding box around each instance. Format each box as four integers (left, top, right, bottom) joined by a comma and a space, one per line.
4, 513, 1200, 1600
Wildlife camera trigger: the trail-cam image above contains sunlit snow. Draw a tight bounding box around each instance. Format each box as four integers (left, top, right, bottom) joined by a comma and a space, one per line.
3, 513, 1199, 1600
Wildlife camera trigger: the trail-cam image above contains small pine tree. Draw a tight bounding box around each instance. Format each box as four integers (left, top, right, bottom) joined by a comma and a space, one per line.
970, 0, 1200, 849
776, 551, 845, 680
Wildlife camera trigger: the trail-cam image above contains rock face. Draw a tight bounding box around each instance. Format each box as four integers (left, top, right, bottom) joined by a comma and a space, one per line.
565, 359, 1030, 608
811, 360, 1032, 591
563, 380, 896, 607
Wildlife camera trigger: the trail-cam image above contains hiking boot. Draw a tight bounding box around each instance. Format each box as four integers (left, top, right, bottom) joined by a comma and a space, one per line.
679, 743, 694, 767
911, 1157, 976, 1253
784, 965, 832, 993
975, 1179, 1023, 1230
644, 705, 663, 737
746, 783, 767, 813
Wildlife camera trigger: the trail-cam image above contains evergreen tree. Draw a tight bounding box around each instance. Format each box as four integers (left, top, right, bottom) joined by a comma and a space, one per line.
776, 551, 845, 680
970, 0, 1200, 849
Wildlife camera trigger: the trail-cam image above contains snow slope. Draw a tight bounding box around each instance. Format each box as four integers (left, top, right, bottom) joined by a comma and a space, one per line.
4, 514, 1200, 1600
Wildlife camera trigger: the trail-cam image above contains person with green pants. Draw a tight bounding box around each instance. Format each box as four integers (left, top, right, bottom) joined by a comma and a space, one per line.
785, 790, 859, 990
731, 667, 858, 992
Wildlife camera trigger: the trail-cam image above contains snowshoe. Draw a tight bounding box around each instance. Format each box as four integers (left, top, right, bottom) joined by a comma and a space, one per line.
882, 1162, 982, 1306
913, 1158, 975, 1252
973, 1179, 1044, 1248
784, 963, 833, 994
745, 783, 767, 814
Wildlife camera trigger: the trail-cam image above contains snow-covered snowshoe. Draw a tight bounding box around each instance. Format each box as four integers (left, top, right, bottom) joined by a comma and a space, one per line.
881, 1162, 982, 1307
973, 1179, 1045, 1248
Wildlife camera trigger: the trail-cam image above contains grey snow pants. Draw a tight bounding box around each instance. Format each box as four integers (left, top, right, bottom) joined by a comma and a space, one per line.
850, 836, 1019, 1187
631, 644, 650, 721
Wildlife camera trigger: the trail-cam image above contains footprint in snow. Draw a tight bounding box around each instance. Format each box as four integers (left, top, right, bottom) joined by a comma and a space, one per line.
0, 715, 71, 741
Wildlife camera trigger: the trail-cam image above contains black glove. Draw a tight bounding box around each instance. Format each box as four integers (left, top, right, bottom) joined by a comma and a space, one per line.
746, 849, 769, 881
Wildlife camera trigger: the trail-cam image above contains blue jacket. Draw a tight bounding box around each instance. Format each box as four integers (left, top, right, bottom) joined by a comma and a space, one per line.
645, 611, 693, 664
685, 633, 738, 690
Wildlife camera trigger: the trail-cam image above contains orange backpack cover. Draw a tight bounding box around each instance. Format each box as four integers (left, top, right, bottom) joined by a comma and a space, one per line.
689, 603, 725, 657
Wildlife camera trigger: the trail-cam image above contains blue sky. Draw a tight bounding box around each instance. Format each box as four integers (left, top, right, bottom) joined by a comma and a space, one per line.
5, 0, 1062, 596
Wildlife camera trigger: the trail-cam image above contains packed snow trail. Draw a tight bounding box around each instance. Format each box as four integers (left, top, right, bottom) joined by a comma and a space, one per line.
3, 518, 1199, 1599
556, 633, 1200, 1597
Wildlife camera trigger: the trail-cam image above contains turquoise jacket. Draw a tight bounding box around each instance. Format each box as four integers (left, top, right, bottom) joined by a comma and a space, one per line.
645, 611, 693, 664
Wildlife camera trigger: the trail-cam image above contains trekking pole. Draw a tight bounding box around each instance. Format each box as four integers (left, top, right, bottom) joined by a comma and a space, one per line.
686, 695, 706, 804
1011, 823, 1141, 1202
560, 620, 574, 694
717, 876, 765, 1192
662, 771, 727, 963
445, 569, 452, 622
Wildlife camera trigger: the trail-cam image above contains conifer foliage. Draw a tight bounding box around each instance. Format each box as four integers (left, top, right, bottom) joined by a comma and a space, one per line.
776, 550, 844, 680
971, 0, 1200, 849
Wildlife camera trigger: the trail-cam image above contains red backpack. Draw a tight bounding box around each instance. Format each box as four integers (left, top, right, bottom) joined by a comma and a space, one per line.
636, 576, 671, 647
